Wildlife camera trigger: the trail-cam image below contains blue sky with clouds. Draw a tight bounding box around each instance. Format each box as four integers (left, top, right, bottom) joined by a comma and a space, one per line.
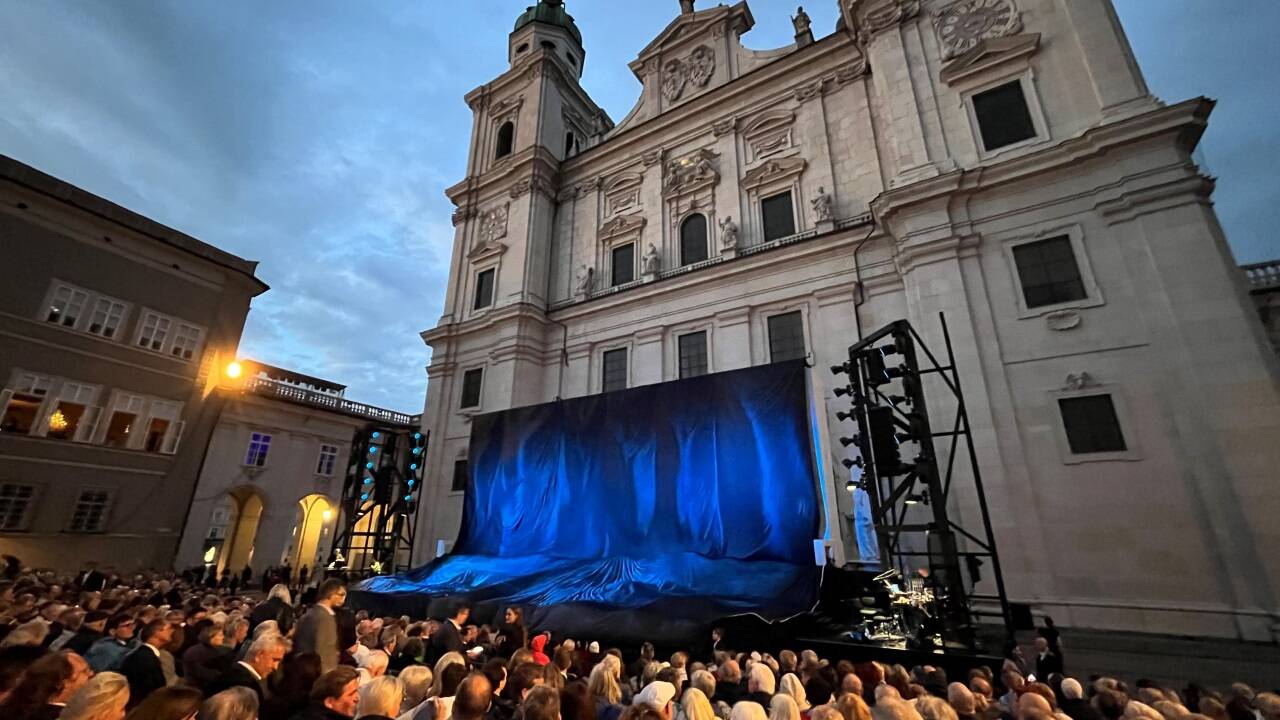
1, 1, 1276, 413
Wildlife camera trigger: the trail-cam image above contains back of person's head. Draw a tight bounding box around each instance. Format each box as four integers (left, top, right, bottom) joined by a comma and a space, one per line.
749, 663, 776, 695
0, 618, 48, 647
442, 662, 469, 696
622, 704, 668, 720
1026, 684, 1057, 710
359, 649, 390, 675
780, 673, 808, 709
872, 700, 924, 720
770, 693, 801, 720
357, 675, 404, 718
524, 684, 562, 720
1018, 693, 1054, 720
948, 683, 977, 715
836, 693, 872, 720
455, 671, 495, 720
125, 685, 204, 720
733, 701, 770, 720
917, 697, 959, 720
509, 662, 545, 700
561, 680, 596, 720
657, 667, 679, 687
272, 651, 322, 700
317, 578, 346, 602
267, 584, 292, 604
812, 707, 844, 720
1061, 679, 1085, 701
1154, 701, 1191, 720
589, 659, 623, 705
1254, 694, 1280, 720
399, 665, 433, 707
684, 687, 717, 720
0, 650, 82, 716
482, 658, 508, 694
312, 666, 361, 705
60, 672, 130, 720
691, 669, 717, 699
720, 659, 742, 683
555, 646, 574, 671
202, 686, 259, 720
1096, 690, 1129, 720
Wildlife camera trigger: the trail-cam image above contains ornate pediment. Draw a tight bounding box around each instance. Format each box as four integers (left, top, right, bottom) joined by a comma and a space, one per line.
602, 171, 644, 216
663, 148, 720, 199
742, 108, 796, 162
939, 32, 1040, 85
468, 240, 508, 262
933, 0, 1021, 60
599, 213, 647, 242
742, 157, 807, 190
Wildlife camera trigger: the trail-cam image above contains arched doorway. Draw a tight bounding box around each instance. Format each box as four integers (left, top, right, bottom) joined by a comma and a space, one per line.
285, 494, 335, 577
204, 488, 265, 576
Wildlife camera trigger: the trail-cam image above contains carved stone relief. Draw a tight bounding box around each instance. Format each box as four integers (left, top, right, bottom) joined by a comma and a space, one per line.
661, 45, 717, 102
856, 0, 921, 46
603, 172, 644, 217
742, 109, 796, 163
742, 157, 807, 190
662, 59, 688, 102
933, 0, 1021, 59
1062, 372, 1096, 391
688, 46, 715, 87
598, 214, 647, 242
479, 204, 509, 244
1046, 309, 1082, 332
663, 149, 720, 198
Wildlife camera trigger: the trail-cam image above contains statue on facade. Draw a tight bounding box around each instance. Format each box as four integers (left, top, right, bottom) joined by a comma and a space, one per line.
680, 0, 696, 15
642, 243, 661, 275
719, 216, 740, 250
575, 265, 594, 296
792, 6, 812, 36
811, 186, 833, 222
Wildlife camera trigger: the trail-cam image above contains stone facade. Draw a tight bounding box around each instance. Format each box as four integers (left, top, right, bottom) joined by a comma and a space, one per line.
0, 154, 267, 572
416, 0, 1280, 640
1245, 261, 1280, 355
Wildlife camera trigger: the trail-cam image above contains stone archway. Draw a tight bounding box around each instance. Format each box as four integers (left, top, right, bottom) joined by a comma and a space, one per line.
205, 487, 266, 576
285, 494, 336, 578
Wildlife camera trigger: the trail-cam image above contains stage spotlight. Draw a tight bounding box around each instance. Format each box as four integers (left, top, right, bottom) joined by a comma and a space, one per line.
845, 478, 866, 492
841, 457, 864, 469
838, 435, 861, 447
372, 431, 381, 439
905, 491, 931, 506
834, 386, 852, 398
837, 410, 854, 422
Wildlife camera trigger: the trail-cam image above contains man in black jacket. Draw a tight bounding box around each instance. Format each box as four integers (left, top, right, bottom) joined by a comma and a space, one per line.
1034, 637, 1064, 678
63, 610, 109, 655
249, 584, 296, 636
206, 634, 287, 702
428, 604, 469, 664
118, 620, 173, 707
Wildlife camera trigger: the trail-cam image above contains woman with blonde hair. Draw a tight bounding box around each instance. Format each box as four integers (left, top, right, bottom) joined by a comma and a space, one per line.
59, 671, 130, 720
685, 688, 719, 720
769, 694, 801, 720
591, 657, 626, 720
357, 675, 404, 719
780, 675, 811, 713
835, 693, 872, 720
430, 651, 466, 697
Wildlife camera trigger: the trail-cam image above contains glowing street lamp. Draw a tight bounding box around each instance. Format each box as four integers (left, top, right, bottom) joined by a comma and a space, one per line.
225, 361, 243, 379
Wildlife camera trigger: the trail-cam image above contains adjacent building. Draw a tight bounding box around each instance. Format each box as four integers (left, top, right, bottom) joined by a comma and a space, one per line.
0, 154, 268, 571
1245, 261, 1280, 354
415, 0, 1280, 641
172, 360, 418, 581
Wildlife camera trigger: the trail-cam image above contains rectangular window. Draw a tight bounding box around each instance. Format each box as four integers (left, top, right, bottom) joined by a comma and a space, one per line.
762, 191, 796, 242
316, 444, 340, 476
68, 489, 111, 533
768, 311, 807, 363
1058, 395, 1127, 454
972, 80, 1037, 152
46, 284, 90, 328
451, 460, 469, 492
611, 243, 635, 286
141, 401, 181, 453
1013, 236, 1086, 309
474, 268, 496, 310
0, 484, 36, 531
103, 394, 147, 448
678, 331, 709, 379
169, 324, 203, 361
1, 373, 52, 435
460, 369, 483, 409
245, 432, 272, 467
45, 383, 98, 441
137, 312, 172, 352
87, 298, 127, 339
602, 348, 628, 393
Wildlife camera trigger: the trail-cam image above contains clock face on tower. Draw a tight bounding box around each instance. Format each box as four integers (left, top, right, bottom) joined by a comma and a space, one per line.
934, 0, 1020, 59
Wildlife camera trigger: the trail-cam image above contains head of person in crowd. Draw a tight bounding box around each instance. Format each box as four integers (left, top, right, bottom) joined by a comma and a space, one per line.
60, 671, 130, 720
0, 649, 92, 717
310, 666, 363, 718
356, 675, 403, 719
201, 687, 259, 720
524, 684, 563, 720
637, 680, 678, 720
317, 579, 348, 610
399, 664, 433, 710
125, 685, 204, 720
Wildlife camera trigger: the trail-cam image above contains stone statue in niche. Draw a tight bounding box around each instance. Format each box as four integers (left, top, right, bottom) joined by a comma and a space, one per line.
792, 6, 812, 35
811, 187, 833, 222
574, 265, 594, 297
642, 244, 661, 275
719, 216, 740, 250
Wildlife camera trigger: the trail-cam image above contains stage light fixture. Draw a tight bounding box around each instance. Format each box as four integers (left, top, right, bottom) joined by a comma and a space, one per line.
837, 410, 854, 422
905, 491, 931, 506
363, 478, 372, 485
372, 431, 381, 439
838, 435, 861, 447
360, 492, 369, 501
403, 494, 412, 501
412, 447, 421, 455
369, 446, 378, 454
845, 478, 866, 492
834, 386, 852, 398
409, 462, 418, 470
413, 432, 422, 440
841, 457, 864, 469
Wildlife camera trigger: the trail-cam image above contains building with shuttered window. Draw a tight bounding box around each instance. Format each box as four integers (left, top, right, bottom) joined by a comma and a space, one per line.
415, 0, 1280, 640
0, 154, 267, 571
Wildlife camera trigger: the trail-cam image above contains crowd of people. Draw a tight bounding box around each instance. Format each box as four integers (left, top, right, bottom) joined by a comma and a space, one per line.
0, 556, 1275, 720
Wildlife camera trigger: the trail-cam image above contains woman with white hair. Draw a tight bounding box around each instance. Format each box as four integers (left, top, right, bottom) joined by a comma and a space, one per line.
1, 618, 49, 647
430, 651, 466, 698
779, 674, 809, 713
357, 675, 404, 719
733, 701, 770, 720
748, 663, 777, 706
400, 665, 434, 713
358, 649, 391, 685
200, 686, 259, 720
59, 671, 130, 720
685, 688, 719, 720
770, 695, 801, 720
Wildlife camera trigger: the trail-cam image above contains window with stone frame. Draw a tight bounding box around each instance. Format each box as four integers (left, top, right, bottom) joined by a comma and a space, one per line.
460, 368, 483, 409
68, 488, 112, 533
680, 214, 709, 266
452, 459, 469, 492
1012, 236, 1087, 309
474, 268, 496, 310
0, 483, 36, 532
45, 283, 90, 328
611, 243, 636, 286
678, 331, 709, 379
245, 432, 272, 467
972, 80, 1038, 152
762, 191, 796, 242
602, 348, 628, 393
1058, 394, 1127, 454
495, 121, 515, 159
1, 372, 53, 435
767, 311, 807, 363
316, 443, 340, 476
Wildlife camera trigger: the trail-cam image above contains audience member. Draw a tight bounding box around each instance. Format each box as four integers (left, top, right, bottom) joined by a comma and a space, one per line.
297, 580, 347, 673
356, 675, 404, 719
200, 686, 259, 720
60, 671, 130, 720
124, 685, 204, 720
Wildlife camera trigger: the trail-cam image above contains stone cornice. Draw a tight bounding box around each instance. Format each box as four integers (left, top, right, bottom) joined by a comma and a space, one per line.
421, 302, 559, 348
446, 147, 562, 208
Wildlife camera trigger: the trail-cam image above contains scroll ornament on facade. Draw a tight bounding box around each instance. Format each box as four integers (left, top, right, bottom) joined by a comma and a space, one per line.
933, 0, 1021, 59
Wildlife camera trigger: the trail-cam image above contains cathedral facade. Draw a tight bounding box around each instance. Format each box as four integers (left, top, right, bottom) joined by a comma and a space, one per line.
416, 0, 1280, 640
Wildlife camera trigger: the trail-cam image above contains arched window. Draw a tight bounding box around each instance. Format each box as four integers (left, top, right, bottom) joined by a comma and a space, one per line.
495, 121, 514, 160
680, 214, 709, 266
541, 40, 557, 51
515, 43, 529, 55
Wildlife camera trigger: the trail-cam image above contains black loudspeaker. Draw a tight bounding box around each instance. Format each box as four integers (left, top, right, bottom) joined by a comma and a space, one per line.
1009, 602, 1035, 631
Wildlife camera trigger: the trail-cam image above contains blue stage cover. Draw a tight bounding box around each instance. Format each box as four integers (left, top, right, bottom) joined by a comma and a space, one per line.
361, 360, 822, 622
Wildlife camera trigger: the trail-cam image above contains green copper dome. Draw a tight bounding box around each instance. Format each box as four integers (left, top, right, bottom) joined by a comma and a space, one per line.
513, 0, 583, 46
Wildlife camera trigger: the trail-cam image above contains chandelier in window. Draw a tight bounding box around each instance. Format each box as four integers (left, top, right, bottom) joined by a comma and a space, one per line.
48, 410, 69, 433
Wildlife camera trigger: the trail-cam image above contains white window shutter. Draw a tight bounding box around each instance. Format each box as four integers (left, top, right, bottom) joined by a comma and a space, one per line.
161, 421, 185, 455
74, 406, 103, 443
0, 390, 12, 420
131, 410, 156, 450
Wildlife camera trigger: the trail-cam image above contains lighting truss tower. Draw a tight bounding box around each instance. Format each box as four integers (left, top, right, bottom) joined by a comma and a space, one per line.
832, 314, 1012, 649
330, 424, 427, 577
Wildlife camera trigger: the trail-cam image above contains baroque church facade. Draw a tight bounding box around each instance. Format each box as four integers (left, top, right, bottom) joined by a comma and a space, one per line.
416, 0, 1280, 640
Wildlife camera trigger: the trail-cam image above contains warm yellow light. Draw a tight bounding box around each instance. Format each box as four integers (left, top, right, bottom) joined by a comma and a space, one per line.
48, 410, 68, 432
322, 509, 333, 522
225, 361, 243, 379
202, 546, 217, 563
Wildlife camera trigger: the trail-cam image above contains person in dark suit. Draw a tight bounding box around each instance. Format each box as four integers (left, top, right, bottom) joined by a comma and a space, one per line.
428, 604, 469, 664
250, 584, 296, 636
119, 619, 174, 708
296, 579, 347, 672
207, 634, 288, 702
1033, 637, 1064, 678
